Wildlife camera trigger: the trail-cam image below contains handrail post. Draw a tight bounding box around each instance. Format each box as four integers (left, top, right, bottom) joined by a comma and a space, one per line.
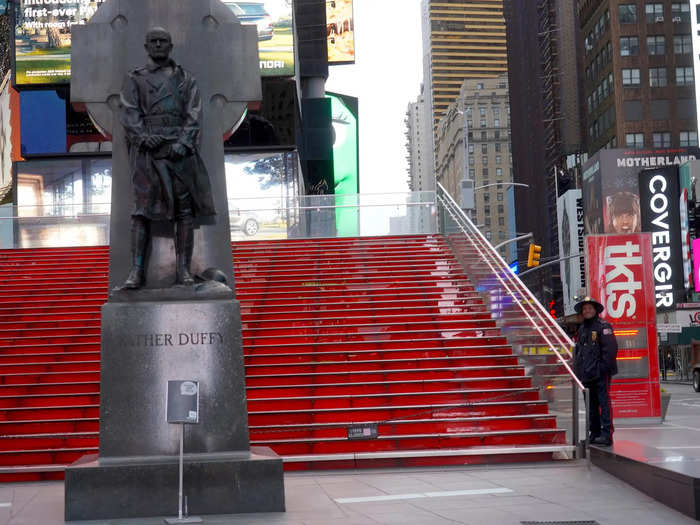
572, 376, 579, 455
584, 387, 591, 469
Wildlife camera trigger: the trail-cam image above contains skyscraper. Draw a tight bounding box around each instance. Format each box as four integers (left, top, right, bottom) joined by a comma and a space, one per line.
405, 86, 435, 193
422, 0, 509, 138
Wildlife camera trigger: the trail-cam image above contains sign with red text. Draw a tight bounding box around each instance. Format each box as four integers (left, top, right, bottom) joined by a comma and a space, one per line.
586, 233, 661, 420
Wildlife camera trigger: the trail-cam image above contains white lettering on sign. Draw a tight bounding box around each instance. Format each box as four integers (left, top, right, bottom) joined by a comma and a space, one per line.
604, 241, 643, 318
617, 155, 697, 168
646, 174, 676, 308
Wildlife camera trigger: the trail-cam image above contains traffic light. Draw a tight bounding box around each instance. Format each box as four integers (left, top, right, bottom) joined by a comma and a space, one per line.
527, 243, 542, 268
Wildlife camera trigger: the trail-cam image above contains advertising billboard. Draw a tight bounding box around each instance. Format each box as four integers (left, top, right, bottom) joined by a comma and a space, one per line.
583, 148, 700, 235
638, 167, 685, 310
326, 91, 359, 236
557, 190, 585, 316
586, 233, 661, 420
326, 0, 354, 64
692, 1, 700, 134
14, 0, 294, 86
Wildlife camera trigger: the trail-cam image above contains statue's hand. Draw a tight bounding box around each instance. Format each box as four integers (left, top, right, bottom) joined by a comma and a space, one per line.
170, 142, 188, 160
144, 135, 164, 149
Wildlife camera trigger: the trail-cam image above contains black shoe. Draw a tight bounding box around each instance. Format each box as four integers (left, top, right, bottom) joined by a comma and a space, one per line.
123, 266, 144, 289
591, 436, 613, 446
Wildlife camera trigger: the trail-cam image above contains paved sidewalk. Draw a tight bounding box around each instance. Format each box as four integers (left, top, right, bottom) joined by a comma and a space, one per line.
0, 460, 696, 525
3, 381, 700, 525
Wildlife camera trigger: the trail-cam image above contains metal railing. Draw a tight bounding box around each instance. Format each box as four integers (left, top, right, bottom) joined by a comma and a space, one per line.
436, 183, 588, 458
0, 192, 438, 248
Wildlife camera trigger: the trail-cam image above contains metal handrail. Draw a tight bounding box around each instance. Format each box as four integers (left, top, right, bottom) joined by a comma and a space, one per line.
437, 183, 581, 383
437, 183, 588, 459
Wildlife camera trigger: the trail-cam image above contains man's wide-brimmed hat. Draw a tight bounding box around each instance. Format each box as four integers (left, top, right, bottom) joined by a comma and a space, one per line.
574, 296, 604, 314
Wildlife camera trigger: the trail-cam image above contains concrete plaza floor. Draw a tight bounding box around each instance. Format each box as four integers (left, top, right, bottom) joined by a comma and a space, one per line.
3, 381, 700, 525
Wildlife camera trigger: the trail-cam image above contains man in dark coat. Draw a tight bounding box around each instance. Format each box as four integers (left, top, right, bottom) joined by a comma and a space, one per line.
120, 27, 215, 288
573, 296, 619, 446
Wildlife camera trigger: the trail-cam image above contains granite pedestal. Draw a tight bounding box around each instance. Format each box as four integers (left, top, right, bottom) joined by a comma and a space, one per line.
64, 295, 285, 521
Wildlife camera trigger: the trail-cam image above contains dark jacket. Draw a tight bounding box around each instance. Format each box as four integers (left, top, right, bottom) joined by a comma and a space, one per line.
119, 58, 215, 220
574, 316, 618, 384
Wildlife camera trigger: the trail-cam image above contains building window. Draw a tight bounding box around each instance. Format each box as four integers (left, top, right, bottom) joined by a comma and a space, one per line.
619, 4, 637, 23
622, 68, 641, 85
496, 155, 502, 164
481, 131, 487, 140
645, 3, 664, 23
493, 107, 500, 118
466, 106, 473, 117
494, 130, 501, 139
680, 131, 698, 146
496, 168, 503, 177
495, 143, 501, 152
483, 194, 490, 203
479, 107, 487, 116
481, 143, 488, 154
480, 119, 487, 128
482, 156, 488, 166
469, 157, 475, 166
468, 144, 474, 153
672, 2, 691, 22
498, 204, 504, 214
653, 132, 671, 147
674, 35, 692, 54
494, 118, 501, 127
676, 66, 694, 85
497, 193, 504, 202
626, 132, 644, 148
498, 217, 505, 226
483, 168, 489, 177
647, 35, 665, 55
620, 36, 639, 56
484, 205, 490, 215
485, 231, 491, 241
649, 67, 668, 86
485, 218, 491, 226
469, 168, 475, 177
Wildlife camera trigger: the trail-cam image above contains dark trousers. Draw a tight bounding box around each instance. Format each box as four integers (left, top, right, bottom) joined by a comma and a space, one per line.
588, 375, 614, 439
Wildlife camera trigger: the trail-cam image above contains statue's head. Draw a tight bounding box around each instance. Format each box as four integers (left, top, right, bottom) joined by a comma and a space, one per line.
145, 27, 173, 61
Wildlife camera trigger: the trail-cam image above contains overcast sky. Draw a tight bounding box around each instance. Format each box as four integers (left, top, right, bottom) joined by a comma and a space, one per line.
325, 0, 423, 195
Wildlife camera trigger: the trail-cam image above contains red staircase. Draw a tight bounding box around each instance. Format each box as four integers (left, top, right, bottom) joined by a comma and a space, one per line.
0, 235, 569, 481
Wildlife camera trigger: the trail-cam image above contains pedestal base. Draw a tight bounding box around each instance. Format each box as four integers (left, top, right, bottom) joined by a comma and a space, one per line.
64, 447, 285, 521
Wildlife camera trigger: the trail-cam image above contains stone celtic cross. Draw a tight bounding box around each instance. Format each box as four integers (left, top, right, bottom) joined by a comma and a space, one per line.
71, 0, 261, 290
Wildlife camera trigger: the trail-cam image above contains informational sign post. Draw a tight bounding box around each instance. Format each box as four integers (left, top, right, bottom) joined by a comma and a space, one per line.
586, 233, 662, 420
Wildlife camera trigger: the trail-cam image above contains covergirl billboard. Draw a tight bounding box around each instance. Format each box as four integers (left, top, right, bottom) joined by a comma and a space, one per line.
586, 233, 661, 420
583, 148, 699, 235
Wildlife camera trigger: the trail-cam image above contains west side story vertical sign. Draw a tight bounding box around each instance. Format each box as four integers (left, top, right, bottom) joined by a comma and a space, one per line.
638, 167, 685, 311
557, 190, 585, 315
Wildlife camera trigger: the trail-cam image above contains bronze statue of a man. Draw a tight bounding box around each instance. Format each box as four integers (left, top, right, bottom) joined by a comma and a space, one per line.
120, 27, 215, 289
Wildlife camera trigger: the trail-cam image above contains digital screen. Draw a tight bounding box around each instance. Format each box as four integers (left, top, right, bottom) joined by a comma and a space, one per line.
326, 0, 354, 64
14, 0, 294, 86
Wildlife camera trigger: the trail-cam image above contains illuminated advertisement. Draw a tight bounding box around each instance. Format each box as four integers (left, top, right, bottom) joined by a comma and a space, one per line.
557, 190, 585, 316
326, 0, 354, 64
326, 91, 359, 236
638, 167, 684, 311
583, 148, 700, 235
14, 0, 294, 85
586, 233, 661, 420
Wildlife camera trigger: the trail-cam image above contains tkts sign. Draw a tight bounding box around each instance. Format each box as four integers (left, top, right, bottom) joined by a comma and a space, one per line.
586, 235, 655, 324
586, 233, 661, 420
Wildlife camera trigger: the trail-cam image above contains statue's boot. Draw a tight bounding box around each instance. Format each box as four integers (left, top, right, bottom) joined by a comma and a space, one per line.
175, 217, 195, 286
123, 218, 148, 289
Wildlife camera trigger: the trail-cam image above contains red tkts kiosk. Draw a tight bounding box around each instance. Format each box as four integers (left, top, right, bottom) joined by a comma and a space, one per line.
586, 233, 662, 420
